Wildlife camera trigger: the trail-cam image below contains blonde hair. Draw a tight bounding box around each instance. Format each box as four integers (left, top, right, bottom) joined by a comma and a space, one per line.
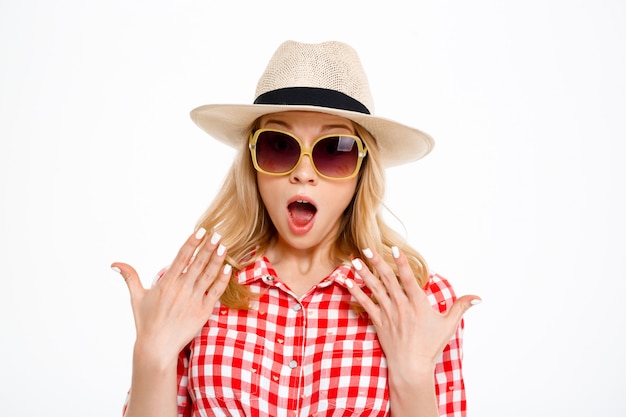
196, 119, 429, 309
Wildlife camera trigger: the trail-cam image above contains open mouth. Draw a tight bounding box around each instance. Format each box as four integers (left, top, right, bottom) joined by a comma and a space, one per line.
287, 200, 317, 228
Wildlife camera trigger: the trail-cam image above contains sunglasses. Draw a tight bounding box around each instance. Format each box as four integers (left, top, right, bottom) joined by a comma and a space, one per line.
249, 129, 368, 179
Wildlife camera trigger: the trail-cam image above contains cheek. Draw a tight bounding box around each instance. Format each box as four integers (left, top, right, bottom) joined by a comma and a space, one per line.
329, 180, 359, 212
256, 174, 269, 201
256, 174, 281, 213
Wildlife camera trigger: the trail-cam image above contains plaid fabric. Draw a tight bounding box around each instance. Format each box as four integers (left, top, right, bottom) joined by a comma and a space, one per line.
125, 257, 466, 416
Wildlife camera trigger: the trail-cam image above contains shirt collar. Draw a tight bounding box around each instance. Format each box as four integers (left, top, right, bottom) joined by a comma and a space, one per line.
235, 256, 365, 289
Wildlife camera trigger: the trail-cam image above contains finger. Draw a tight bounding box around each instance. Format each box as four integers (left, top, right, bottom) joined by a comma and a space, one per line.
203, 263, 232, 308
111, 262, 145, 298
351, 257, 390, 306
196, 241, 228, 291
361, 248, 405, 304
193, 231, 222, 268
445, 295, 482, 325
350, 257, 399, 328
166, 228, 208, 278
390, 246, 426, 303
187, 232, 225, 285
344, 276, 380, 322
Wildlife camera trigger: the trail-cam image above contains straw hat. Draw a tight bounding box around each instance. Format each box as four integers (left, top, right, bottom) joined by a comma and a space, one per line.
190, 40, 434, 167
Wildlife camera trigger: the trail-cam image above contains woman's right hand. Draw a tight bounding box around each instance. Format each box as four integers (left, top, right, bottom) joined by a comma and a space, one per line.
111, 228, 231, 366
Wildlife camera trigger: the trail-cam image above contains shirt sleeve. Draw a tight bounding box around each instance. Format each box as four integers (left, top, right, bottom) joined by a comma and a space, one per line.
176, 345, 193, 417
425, 273, 467, 417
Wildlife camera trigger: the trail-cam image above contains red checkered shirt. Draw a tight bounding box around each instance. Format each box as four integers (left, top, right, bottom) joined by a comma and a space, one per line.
124, 256, 466, 416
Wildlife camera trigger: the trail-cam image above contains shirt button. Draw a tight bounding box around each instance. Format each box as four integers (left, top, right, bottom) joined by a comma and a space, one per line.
293, 304, 302, 312
288, 360, 298, 369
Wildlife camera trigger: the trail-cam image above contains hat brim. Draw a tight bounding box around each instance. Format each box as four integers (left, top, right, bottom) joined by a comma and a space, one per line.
190, 104, 434, 167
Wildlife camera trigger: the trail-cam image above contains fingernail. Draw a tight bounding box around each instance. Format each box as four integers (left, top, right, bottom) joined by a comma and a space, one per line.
391, 246, 400, 259
345, 278, 354, 289
210, 232, 221, 245
223, 264, 232, 275
351, 258, 363, 270
217, 244, 226, 256
471, 299, 482, 306
362, 248, 373, 259
111, 266, 121, 274
195, 227, 207, 240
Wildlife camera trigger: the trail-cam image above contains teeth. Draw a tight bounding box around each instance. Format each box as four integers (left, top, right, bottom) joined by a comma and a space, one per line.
289, 199, 317, 213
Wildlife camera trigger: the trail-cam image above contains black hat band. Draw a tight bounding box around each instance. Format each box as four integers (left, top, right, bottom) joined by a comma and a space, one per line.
254, 87, 370, 115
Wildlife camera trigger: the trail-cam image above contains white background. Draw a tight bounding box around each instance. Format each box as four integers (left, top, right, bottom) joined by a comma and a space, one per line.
1, 1, 625, 416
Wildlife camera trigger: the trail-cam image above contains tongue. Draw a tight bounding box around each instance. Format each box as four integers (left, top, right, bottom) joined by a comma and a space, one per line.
289, 202, 316, 227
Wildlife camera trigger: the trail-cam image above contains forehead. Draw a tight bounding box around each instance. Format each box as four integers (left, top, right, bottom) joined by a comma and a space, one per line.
258, 111, 354, 131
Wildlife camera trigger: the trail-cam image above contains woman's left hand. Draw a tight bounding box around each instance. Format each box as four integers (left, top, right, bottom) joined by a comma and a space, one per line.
346, 247, 480, 376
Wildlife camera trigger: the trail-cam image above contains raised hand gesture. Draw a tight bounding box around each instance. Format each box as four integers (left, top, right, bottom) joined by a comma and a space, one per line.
347, 246, 480, 417
111, 228, 231, 365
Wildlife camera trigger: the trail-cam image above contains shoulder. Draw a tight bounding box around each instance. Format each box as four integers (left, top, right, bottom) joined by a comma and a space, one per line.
424, 273, 458, 313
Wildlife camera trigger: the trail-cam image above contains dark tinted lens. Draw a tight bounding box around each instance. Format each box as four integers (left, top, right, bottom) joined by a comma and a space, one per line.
255, 131, 301, 173
312, 136, 358, 178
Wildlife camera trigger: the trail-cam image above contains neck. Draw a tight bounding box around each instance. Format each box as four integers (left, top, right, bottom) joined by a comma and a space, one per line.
265, 239, 337, 297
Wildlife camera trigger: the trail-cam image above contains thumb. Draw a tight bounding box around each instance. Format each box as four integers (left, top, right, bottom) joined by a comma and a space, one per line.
111, 262, 144, 298
446, 295, 482, 324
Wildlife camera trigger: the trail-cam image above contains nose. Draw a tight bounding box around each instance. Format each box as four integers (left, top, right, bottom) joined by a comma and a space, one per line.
289, 153, 318, 184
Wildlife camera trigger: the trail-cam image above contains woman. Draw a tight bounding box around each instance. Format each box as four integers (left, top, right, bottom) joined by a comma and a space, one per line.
112, 40, 480, 417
